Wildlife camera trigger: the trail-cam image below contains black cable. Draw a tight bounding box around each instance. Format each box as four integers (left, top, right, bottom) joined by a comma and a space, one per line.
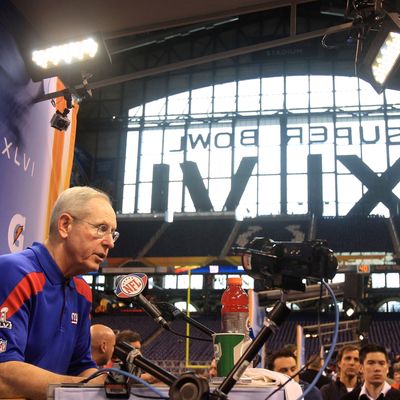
166, 326, 212, 342
130, 391, 169, 400
79, 369, 108, 383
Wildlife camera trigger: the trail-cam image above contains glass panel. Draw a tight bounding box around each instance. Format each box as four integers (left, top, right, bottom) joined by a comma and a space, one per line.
163, 128, 185, 180
258, 175, 281, 215
164, 275, 177, 289
145, 98, 166, 117
337, 174, 363, 215
174, 301, 197, 312
322, 173, 336, 216
386, 273, 399, 288
168, 181, 183, 212
261, 77, 284, 113
183, 186, 196, 212
287, 174, 308, 214
238, 79, 260, 112
122, 184, 136, 214
186, 125, 211, 177
191, 86, 213, 116
259, 119, 281, 174
358, 79, 384, 107
331, 273, 345, 283
362, 144, 388, 172
190, 275, 204, 289
334, 76, 359, 109
310, 75, 333, 109
387, 118, 400, 146
385, 88, 400, 106
210, 124, 233, 178
213, 274, 227, 289
287, 145, 308, 173
236, 175, 258, 216
286, 76, 309, 111
124, 131, 139, 184
82, 275, 93, 284
136, 182, 152, 213
386, 301, 400, 312
234, 121, 258, 170
167, 91, 189, 115
214, 82, 236, 113
209, 178, 231, 211
371, 273, 385, 288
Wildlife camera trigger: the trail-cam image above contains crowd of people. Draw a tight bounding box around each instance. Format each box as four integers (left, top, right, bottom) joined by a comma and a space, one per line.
264, 343, 400, 400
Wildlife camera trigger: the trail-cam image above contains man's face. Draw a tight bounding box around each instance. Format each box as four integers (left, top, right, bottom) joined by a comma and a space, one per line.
209, 359, 217, 378
361, 351, 389, 387
273, 356, 299, 382
131, 340, 141, 350
338, 350, 360, 379
65, 198, 117, 274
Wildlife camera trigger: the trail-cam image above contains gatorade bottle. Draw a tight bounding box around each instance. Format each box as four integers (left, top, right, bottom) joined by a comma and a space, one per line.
221, 277, 249, 336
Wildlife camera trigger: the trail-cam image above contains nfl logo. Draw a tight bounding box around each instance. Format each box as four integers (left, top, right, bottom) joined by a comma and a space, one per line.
0, 338, 7, 353
115, 273, 147, 298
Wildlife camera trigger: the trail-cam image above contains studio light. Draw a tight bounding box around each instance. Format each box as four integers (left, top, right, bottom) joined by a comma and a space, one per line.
32, 37, 99, 70
371, 31, 400, 85
23, 33, 111, 83
357, 10, 400, 93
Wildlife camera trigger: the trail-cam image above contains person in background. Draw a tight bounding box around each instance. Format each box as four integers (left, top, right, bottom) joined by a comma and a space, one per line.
301, 354, 332, 389
320, 344, 361, 400
209, 358, 217, 379
391, 363, 400, 390
90, 324, 116, 367
112, 329, 158, 384
116, 330, 142, 350
341, 343, 400, 400
0, 186, 118, 400
268, 349, 323, 400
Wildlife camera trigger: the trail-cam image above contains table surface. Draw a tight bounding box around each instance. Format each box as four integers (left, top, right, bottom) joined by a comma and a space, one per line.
49, 383, 286, 400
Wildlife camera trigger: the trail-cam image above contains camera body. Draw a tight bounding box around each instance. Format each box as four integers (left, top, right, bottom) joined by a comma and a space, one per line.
234, 237, 338, 291
50, 108, 70, 131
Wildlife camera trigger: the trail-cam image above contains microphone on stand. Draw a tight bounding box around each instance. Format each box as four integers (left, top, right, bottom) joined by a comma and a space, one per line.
114, 273, 169, 329
114, 341, 177, 386
156, 302, 215, 337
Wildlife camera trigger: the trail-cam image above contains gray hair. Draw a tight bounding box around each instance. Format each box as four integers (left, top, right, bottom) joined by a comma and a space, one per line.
49, 186, 111, 235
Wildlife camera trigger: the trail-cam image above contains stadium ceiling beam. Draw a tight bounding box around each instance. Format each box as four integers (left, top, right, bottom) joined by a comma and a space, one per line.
104, 0, 317, 40
37, 21, 353, 102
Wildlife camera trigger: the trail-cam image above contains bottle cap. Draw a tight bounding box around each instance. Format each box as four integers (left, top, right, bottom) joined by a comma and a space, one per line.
227, 277, 242, 285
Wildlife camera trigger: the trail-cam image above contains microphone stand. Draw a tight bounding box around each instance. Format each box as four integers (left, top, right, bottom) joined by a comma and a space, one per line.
114, 299, 291, 400
156, 302, 216, 337
114, 341, 177, 386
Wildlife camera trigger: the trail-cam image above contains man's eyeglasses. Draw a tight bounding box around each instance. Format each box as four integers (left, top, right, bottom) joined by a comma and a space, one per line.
70, 215, 119, 242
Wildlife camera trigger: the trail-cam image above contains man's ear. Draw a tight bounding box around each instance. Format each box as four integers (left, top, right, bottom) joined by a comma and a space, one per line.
58, 213, 73, 238
100, 340, 107, 354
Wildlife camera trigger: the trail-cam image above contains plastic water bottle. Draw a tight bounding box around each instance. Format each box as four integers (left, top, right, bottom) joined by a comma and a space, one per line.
221, 277, 249, 335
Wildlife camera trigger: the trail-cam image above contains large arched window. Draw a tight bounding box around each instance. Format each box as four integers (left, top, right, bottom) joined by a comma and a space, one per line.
377, 300, 400, 312
123, 75, 400, 217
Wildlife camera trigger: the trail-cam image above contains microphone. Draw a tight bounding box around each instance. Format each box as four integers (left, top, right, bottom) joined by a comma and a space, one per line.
114, 273, 169, 329
114, 341, 176, 386
156, 302, 215, 337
